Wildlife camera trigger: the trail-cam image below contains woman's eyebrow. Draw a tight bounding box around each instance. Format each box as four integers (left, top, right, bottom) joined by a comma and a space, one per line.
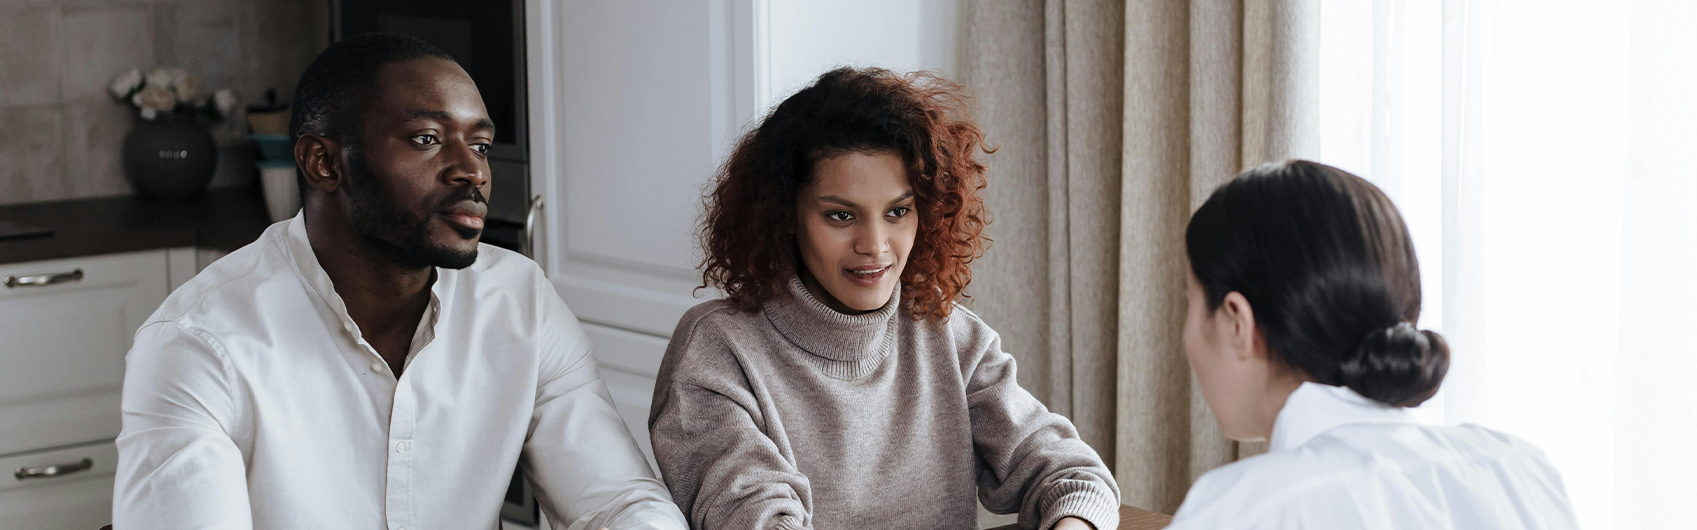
818, 192, 914, 209
818, 195, 859, 208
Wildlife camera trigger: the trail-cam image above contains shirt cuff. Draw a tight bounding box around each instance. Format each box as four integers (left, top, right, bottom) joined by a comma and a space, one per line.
1039, 481, 1120, 530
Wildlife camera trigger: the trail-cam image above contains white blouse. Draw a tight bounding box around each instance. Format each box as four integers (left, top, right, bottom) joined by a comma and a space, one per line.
113, 215, 686, 530
1167, 382, 1578, 529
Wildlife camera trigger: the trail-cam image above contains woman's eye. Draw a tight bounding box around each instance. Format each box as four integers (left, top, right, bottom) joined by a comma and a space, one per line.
887, 206, 911, 218
826, 211, 854, 222
411, 134, 439, 146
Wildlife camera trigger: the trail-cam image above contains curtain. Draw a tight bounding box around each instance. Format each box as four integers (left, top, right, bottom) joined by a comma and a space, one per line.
1317, 1, 1697, 527
960, 0, 1124, 467
963, 0, 1323, 514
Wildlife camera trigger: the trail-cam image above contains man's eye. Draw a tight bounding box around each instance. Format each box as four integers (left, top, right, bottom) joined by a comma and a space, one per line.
471, 143, 491, 155
411, 134, 439, 146
826, 211, 854, 222
887, 206, 911, 218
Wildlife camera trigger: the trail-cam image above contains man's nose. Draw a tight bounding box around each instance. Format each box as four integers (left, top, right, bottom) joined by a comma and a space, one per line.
444, 143, 488, 188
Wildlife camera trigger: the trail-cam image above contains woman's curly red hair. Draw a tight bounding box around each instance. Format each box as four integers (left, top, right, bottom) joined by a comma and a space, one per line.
697, 67, 992, 321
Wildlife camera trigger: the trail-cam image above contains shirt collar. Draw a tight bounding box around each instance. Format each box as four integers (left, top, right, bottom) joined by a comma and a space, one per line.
1268, 382, 1418, 451
283, 214, 445, 355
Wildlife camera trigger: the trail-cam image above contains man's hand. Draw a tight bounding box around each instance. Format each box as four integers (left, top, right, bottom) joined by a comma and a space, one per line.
1053, 516, 1095, 530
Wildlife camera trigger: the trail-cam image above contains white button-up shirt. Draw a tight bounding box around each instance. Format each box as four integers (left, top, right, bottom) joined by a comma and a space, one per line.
1168, 382, 1578, 529
114, 215, 687, 530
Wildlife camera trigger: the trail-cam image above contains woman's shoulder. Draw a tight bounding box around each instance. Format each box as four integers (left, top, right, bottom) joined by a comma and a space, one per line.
1438, 423, 1567, 479
664, 298, 783, 366
657, 299, 768, 388
673, 298, 766, 340
1168, 447, 1378, 528
1172, 422, 1574, 528
923, 302, 999, 345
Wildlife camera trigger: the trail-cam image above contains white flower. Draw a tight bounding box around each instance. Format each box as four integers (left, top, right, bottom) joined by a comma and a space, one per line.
213, 88, 237, 118
145, 67, 185, 89
173, 76, 202, 101
109, 68, 142, 99
213, 88, 237, 116
132, 85, 177, 118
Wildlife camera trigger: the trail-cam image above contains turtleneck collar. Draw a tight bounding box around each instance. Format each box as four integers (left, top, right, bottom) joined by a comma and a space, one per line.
763, 274, 901, 379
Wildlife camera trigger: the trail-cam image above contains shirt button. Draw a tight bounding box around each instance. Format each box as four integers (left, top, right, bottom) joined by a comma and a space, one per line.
344, 322, 356, 333
396, 441, 409, 453
371, 361, 384, 372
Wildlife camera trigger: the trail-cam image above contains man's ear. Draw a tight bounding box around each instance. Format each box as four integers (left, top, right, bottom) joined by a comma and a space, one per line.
295, 133, 345, 194
1218, 291, 1260, 362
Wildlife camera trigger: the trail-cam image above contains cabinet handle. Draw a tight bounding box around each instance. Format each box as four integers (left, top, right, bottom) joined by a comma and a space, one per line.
521, 195, 545, 258
13, 457, 93, 480
4, 268, 83, 288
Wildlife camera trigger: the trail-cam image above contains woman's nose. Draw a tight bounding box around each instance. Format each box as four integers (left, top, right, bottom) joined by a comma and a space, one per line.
854, 222, 891, 256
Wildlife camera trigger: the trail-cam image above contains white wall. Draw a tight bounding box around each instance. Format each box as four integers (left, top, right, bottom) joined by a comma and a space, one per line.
763, 0, 963, 111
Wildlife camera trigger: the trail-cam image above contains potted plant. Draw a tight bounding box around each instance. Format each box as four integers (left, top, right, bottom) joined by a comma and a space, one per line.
109, 67, 238, 200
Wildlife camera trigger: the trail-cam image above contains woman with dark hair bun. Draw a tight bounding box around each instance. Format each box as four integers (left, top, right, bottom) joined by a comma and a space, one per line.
1166, 160, 1578, 529
648, 67, 1119, 530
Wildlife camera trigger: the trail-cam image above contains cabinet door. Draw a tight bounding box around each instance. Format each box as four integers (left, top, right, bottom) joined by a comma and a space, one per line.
0, 251, 168, 454
527, 0, 759, 466
0, 440, 118, 530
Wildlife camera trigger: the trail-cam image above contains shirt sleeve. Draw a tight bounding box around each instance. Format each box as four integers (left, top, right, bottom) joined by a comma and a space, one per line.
113, 321, 254, 529
967, 330, 1121, 530
648, 315, 812, 530
522, 280, 688, 530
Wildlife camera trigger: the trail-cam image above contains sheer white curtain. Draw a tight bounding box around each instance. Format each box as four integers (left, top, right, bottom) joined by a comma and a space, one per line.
1316, 1, 1697, 527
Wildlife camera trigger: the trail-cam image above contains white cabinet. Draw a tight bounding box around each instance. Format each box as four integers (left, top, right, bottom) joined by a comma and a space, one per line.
0, 249, 173, 529
527, 0, 760, 467
0, 441, 120, 530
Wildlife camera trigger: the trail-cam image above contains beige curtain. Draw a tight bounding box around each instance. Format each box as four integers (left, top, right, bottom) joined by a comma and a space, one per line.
963, 0, 1320, 514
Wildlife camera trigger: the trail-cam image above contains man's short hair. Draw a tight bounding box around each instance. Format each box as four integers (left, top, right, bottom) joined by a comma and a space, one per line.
289, 33, 455, 195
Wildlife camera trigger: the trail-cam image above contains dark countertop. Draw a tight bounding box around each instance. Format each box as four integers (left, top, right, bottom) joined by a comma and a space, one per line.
0, 188, 275, 266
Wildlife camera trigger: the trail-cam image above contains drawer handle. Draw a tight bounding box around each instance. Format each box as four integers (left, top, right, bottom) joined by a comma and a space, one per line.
4, 269, 83, 288
13, 457, 94, 480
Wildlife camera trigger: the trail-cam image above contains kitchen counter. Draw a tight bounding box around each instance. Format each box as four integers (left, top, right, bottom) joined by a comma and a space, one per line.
0, 188, 274, 266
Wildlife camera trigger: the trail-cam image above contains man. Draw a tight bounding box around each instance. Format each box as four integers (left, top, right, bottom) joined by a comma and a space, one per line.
112, 33, 687, 529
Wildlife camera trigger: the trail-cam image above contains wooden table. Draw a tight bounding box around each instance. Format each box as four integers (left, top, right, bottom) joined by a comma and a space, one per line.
987, 505, 1172, 530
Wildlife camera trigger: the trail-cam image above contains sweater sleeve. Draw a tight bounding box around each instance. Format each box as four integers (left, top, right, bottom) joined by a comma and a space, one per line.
649, 311, 813, 530
965, 325, 1122, 530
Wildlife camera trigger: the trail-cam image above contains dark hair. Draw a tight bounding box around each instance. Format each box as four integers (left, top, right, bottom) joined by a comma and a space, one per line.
289, 33, 454, 196
1185, 160, 1449, 407
697, 67, 992, 320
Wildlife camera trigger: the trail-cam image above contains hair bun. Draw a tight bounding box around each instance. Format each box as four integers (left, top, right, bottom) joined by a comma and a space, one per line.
1338, 322, 1450, 406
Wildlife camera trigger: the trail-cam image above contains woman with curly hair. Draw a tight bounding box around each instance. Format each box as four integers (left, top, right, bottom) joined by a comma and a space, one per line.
648, 67, 1120, 530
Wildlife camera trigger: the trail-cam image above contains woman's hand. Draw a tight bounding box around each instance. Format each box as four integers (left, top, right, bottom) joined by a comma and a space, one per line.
1053, 516, 1095, 530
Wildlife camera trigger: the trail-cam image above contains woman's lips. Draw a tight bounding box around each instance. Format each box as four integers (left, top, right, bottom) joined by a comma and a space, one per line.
841, 265, 889, 287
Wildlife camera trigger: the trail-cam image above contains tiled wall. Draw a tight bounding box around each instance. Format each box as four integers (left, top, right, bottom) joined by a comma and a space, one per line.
0, 0, 327, 206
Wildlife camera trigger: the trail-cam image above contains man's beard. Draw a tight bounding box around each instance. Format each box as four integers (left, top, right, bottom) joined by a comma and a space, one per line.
344, 146, 483, 270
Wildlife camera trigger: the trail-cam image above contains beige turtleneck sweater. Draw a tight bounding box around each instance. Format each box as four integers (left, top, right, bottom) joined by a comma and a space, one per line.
649, 277, 1120, 530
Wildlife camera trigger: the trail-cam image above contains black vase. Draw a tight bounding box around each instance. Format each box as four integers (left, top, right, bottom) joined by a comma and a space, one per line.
122, 111, 217, 200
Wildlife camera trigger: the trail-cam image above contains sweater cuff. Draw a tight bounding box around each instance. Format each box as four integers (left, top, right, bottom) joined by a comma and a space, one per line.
1039, 482, 1120, 530
722, 509, 807, 530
